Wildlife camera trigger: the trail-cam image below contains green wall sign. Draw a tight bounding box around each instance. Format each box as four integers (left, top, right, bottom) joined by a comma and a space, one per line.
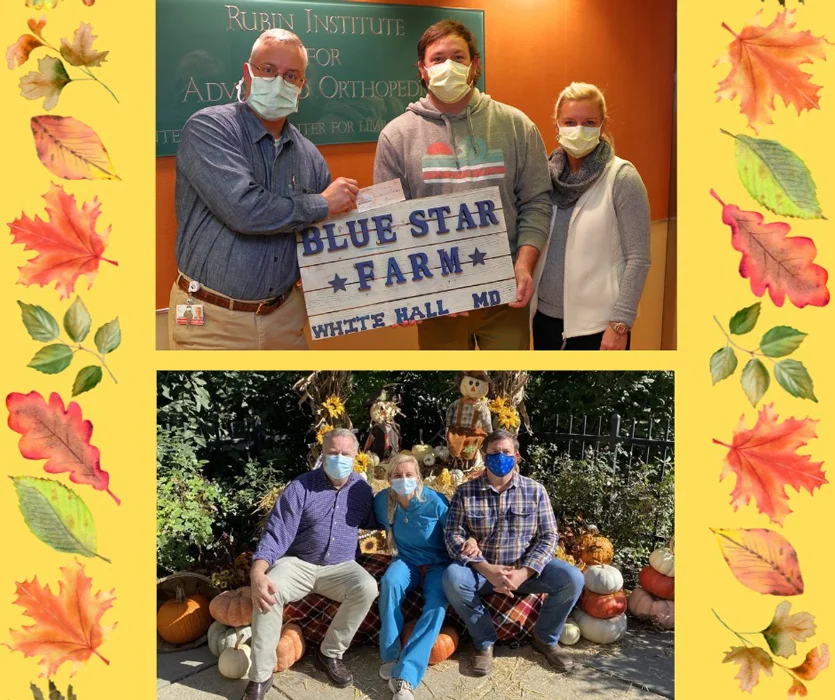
156, 0, 485, 156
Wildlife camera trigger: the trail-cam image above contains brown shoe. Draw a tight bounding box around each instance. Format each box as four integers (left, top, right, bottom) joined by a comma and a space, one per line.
472, 645, 493, 676
240, 678, 273, 700
532, 636, 574, 672
314, 647, 353, 688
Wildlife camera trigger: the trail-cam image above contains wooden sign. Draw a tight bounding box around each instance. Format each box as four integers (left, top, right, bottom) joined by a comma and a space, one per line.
296, 185, 517, 340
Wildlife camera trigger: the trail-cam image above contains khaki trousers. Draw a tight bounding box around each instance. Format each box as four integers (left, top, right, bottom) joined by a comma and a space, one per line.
416, 303, 531, 350
167, 282, 308, 350
249, 557, 378, 682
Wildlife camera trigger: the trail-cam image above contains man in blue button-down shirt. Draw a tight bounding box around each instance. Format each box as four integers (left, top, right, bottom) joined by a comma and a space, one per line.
169, 28, 359, 350
244, 429, 378, 700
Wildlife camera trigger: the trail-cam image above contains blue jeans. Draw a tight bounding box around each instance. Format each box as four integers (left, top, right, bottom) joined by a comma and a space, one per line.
379, 559, 448, 688
442, 559, 585, 650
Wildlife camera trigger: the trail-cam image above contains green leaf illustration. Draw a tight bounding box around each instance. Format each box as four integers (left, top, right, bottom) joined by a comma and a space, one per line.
724, 130, 824, 219
63, 296, 91, 343
774, 359, 818, 402
28, 344, 73, 374
710, 347, 738, 384
94, 317, 121, 355
18, 301, 60, 342
741, 358, 770, 406
72, 365, 102, 396
729, 303, 761, 335
760, 326, 807, 358
11, 476, 110, 562
30, 680, 77, 700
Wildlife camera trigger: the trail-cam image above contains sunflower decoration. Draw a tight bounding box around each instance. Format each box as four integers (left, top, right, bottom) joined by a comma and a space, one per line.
359, 530, 387, 555
316, 423, 335, 444
496, 406, 521, 431
488, 396, 508, 413
353, 451, 372, 474
323, 395, 346, 419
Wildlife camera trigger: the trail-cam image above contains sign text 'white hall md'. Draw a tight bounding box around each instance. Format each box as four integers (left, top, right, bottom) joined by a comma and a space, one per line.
296, 186, 517, 339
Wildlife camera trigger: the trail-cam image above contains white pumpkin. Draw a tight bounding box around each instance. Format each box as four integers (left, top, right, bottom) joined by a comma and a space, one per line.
434, 445, 450, 461
207, 621, 251, 657
572, 608, 628, 644
369, 453, 381, 468
559, 621, 581, 646
583, 565, 624, 595
649, 548, 675, 577
218, 643, 252, 679
422, 452, 436, 468
450, 469, 464, 485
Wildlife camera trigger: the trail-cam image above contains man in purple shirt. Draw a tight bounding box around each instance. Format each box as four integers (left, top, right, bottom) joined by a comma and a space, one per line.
243, 429, 378, 700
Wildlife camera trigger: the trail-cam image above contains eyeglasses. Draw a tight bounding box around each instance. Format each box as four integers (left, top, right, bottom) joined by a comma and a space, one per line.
247, 62, 304, 87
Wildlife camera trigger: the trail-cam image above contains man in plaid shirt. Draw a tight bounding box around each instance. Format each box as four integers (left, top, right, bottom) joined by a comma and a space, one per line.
443, 430, 585, 676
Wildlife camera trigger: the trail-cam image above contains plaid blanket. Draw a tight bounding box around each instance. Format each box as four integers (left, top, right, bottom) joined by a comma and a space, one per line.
283, 554, 546, 646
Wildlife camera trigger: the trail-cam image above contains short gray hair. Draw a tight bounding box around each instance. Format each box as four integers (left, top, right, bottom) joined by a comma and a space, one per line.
250, 28, 309, 69
322, 427, 359, 451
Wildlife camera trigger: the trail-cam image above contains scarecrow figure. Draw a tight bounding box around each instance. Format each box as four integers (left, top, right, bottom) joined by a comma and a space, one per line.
445, 371, 493, 468
363, 386, 403, 461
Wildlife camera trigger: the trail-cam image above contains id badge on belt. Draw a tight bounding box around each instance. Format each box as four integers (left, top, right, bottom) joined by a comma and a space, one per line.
176, 280, 205, 326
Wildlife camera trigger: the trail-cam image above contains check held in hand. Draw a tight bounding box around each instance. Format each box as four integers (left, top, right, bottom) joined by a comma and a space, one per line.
297, 185, 517, 340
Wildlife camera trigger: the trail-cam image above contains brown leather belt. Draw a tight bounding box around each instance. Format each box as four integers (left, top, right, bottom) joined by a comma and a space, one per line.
177, 275, 292, 315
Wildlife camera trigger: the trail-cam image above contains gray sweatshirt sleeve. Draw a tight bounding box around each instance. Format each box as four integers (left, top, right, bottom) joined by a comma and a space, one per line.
373, 130, 411, 198
514, 122, 553, 251
611, 166, 652, 326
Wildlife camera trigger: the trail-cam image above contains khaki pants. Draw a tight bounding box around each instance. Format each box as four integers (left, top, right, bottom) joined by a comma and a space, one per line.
167, 282, 308, 350
249, 557, 378, 682
416, 303, 531, 350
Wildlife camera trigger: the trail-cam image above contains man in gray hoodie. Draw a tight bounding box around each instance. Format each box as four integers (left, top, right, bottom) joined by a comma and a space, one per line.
374, 20, 552, 350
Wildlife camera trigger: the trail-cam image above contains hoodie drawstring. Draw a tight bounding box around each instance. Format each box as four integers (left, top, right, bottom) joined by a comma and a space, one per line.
440, 113, 460, 168
465, 105, 478, 155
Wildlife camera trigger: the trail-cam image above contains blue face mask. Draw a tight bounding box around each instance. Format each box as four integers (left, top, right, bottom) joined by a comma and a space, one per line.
324, 454, 354, 480
485, 452, 515, 477
391, 477, 418, 496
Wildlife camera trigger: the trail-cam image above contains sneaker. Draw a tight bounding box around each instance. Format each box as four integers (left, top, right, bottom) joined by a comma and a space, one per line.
531, 636, 574, 672
389, 678, 415, 700
472, 645, 493, 676
379, 661, 396, 680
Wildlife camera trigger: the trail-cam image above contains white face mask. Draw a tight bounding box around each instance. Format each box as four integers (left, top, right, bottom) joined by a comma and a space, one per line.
237, 63, 301, 121
425, 59, 473, 104
558, 125, 602, 158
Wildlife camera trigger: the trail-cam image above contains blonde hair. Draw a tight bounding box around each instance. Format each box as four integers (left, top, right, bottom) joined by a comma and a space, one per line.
553, 82, 613, 148
385, 453, 427, 555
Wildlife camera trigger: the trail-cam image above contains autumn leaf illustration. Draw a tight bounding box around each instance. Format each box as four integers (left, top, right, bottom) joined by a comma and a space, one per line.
713, 405, 827, 525
8, 183, 117, 299
59, 24, 108, 67
712, 527, 803, 595
6, 391, 120, 504
25, 0, 95, 6
5, 560, 115, 677
20, 56, 71, 111
30, 680, 78, 700
715, 10, 830, 132
763, 602, 816, 658
31, 116, 119, 180
711, 190, 829, 308
724, 647, 774, 692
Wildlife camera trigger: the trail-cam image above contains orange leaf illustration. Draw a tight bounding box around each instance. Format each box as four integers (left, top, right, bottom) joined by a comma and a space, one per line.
5, 560, 115, 677
714, 405, 827, 525
716, 10, 831, 132
30, 115, 119, 180
712, 527, 804, 595
791, 644, 830, 681
6, 33, 44, 69
712, 190, 829, 308
6, 391, 120, 504
8, 182, 117, 299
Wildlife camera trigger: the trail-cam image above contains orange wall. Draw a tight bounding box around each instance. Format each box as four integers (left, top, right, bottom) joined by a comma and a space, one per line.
156, 0, 676, 308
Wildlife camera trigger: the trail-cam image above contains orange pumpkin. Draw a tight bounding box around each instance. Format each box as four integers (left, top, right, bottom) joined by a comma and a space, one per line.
578, 533, 615, 566
578, 589, 627, 619
209, 586, 254, 627
639, 565, 674, 600
274, 623, 306, 672
402, 620, 458, 664
157, 584, 212, 645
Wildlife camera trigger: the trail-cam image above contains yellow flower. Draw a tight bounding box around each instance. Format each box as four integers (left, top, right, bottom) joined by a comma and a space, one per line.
323, 395, 346, 419
354, 452, 371, 473
436, 468, 452, 487
497, 407, 520, 430
489, 396, 508, 413
316, 424, 334, 444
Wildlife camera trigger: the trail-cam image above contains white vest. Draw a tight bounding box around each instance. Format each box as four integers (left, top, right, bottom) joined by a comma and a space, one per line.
531, 156, 632, 340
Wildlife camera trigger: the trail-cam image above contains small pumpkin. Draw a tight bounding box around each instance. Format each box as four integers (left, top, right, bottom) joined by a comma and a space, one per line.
577, 531, 615, 566
208, 621, 252, 657
422, 452, 436, 468
275, 622, 306, 672
583, 565, 623, 595
209, 586, 254, 627
649, 547, 675, 577
449, 468, 464, 485
572, 608, 628, 645
627, 587, 655, 620
157, 584, 212, 645
411, 443, 433, 462
218, 635, 251, 679
578, 589, 627, 619
434, 445, 450, 462
639, 566, 674, 600
559, 621, 581, 646
402, 620, 458, 664
369, 453, 381, 468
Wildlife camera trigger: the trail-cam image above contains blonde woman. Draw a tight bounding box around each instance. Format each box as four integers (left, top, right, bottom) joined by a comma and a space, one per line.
373, 454, 451, 700
532, 82, 651, 350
